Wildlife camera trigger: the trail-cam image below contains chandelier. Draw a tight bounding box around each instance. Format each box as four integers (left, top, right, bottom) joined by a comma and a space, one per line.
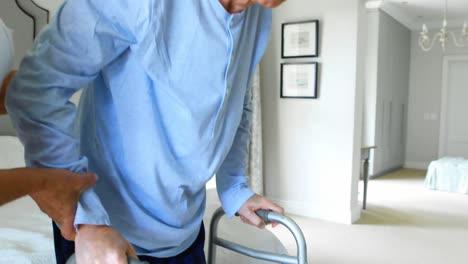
419, 0, 468, 51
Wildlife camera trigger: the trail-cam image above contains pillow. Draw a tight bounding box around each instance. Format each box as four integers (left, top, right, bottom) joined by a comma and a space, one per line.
0, 18, 14, 83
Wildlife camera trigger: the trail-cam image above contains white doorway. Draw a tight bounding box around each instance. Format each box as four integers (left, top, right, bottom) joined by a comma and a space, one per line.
439, 56, 468, 158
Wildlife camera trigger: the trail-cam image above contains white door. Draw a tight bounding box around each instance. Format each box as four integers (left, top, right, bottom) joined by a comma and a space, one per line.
439, 56, 468, 158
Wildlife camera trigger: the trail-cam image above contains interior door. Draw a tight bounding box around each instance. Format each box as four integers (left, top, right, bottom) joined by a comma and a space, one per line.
439, 56, 468, 158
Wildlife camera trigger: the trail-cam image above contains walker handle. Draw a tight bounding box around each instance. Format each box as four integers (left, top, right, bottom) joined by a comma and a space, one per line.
208, 207, 308, 264
255, 209, 272, 224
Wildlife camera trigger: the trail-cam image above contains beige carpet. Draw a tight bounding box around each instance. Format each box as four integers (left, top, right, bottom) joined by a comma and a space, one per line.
268, 169, 468, 264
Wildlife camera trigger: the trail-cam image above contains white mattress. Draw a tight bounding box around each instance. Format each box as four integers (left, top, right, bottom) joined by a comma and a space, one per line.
0, 136, 287, 263
425, 157, 468, 194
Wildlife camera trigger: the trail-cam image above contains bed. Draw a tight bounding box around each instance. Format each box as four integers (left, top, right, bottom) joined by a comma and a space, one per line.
425, 157, 468, 194
0, 135, 288, 264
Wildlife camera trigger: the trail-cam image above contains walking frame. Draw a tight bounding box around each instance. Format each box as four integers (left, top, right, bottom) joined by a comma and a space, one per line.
66, 207, 308, 264
208, 207, 308, 264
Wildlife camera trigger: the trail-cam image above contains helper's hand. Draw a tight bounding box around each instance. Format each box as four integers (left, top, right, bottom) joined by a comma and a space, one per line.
75, 225, 138, 264
237, 194, 284, 228
29, 169, 97, 240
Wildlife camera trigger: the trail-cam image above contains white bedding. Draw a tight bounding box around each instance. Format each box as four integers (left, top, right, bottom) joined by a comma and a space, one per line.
425, 157, 468, 194
0, 136, 286, 263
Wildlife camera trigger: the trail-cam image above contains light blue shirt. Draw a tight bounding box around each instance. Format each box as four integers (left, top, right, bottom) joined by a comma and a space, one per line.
6, 0, 271, 258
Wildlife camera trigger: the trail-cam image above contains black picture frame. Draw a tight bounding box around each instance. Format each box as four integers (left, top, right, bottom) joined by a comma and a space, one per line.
281, 20, 319, 58
280, 62, 318, 99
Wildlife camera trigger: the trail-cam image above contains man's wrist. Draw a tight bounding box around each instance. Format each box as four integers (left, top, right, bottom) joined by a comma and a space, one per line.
78, 224, 110, 231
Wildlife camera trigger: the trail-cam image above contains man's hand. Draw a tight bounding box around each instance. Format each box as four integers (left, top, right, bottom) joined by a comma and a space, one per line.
237, 194, 284, 228
75, 225, 138, 263
29, 169, 97, 240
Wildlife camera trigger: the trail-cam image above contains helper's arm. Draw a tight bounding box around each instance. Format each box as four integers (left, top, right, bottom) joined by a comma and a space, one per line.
6, 0, 138, 230
0, 168, 96, 213
0, 70, 15, 115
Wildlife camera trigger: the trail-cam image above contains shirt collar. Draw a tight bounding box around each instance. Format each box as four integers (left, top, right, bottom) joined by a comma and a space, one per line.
209, 0, 246, 24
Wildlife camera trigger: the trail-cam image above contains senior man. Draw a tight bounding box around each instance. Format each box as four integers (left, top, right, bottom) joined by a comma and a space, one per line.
7, 0, 286, 263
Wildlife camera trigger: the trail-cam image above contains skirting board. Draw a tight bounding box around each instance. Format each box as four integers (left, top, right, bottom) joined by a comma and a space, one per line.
404, 161, 430, 170
271, 198, 361, 225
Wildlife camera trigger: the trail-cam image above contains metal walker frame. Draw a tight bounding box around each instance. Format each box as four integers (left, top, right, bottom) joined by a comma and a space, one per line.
208, 207, 308, 264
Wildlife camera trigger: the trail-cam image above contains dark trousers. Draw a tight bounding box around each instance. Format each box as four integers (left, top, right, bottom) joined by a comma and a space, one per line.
53, 222, 206, 264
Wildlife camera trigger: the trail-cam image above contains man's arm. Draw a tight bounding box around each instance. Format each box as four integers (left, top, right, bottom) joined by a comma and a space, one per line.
6, 0, 138, 228
216, 78, 283, 227
2, 72, 100, 240
7, 1, 144, 260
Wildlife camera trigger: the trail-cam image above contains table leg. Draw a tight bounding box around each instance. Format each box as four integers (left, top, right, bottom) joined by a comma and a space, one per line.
363, 158, 369, 210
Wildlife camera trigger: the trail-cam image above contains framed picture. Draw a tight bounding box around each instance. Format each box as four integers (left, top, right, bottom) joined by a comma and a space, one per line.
281, 62, 318, 99
282, 20, 319, 58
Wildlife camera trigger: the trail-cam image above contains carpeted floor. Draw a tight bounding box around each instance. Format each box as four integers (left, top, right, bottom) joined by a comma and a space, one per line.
268, 169, 468, 264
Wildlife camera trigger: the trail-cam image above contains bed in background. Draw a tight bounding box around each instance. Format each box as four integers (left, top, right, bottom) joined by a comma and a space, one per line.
425, 157, 468, 194
0, 135, 288, 264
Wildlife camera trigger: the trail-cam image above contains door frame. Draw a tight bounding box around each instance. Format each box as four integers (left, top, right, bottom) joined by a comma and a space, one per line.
438, 55, 468, 158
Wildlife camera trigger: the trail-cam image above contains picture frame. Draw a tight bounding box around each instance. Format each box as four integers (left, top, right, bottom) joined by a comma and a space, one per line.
282, 20, 319, 58
281, 62, 318, 99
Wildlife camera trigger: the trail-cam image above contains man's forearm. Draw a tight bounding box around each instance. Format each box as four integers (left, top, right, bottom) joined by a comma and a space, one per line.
0, 168, 49, 205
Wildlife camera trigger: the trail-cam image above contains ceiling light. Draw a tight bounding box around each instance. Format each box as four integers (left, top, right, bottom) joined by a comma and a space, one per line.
419, 0, 468, 51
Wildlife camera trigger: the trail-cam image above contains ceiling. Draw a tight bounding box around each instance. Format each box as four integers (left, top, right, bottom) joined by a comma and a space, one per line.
367, 0, 468, 30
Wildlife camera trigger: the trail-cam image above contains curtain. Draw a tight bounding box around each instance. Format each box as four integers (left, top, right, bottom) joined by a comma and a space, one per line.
247, 66, 264, 195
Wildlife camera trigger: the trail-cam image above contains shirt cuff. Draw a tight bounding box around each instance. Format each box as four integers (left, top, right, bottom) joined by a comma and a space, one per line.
219, 185, 255, 218
74, 189, 111, 229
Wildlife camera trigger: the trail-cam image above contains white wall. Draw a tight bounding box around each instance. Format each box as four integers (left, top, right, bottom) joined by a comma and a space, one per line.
363, 10, 411, 177
405, 29, 468, 169
363, 9, 380, 172
261, 0, 365, 224
373, 11, 411, 176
